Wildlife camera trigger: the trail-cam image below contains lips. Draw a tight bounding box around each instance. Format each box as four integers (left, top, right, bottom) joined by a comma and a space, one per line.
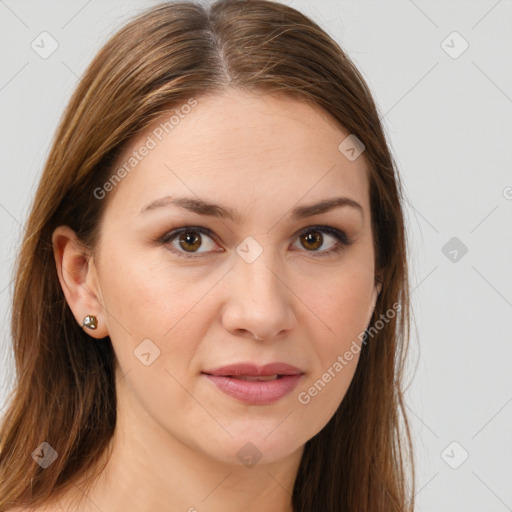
203, 362, 303, 378
202, 362, 304, 405
233, 375, 280, 381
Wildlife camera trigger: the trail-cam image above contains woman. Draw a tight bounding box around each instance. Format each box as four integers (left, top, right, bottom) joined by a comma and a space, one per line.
0, 1, 415, 510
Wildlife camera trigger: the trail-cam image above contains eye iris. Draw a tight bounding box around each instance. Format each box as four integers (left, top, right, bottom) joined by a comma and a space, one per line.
301, 231, 322, 250
178, 232, 201, 252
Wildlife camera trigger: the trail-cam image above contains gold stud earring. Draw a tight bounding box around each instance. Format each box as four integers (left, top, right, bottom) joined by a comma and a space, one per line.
82, 315, 98, 330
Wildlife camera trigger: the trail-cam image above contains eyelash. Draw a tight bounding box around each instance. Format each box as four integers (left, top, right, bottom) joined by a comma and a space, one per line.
157, 225, 353, 260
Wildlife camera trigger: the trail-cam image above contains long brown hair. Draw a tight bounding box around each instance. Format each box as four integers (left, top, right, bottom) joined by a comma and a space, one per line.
0, 1, 415, 510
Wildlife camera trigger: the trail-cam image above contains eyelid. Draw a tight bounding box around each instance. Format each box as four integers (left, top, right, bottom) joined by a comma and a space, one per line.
158, 226, 220, 256
295, 225, 352, 246
158, 224, 352, 259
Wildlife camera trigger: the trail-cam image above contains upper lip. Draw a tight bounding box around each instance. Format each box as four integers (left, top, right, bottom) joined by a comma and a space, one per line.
202, 362, 303, 377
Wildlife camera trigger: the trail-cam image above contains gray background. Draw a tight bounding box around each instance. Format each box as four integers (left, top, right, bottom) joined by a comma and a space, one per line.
1, 1, 511, 510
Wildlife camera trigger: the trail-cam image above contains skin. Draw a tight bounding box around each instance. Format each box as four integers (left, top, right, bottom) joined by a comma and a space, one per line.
47, 89, 381, 512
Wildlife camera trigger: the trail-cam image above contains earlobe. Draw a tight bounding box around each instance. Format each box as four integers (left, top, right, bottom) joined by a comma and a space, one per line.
52, 225, 108, 339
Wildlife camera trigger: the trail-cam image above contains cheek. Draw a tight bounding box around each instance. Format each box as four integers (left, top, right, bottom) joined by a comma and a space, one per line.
99, 246, 195, 333
97, 249, 212, 377
294, 257, 374, 414
99, 254, 209, 421
296, 331, 363, 440
303, 261, 375, 343
295, 279, 369, 434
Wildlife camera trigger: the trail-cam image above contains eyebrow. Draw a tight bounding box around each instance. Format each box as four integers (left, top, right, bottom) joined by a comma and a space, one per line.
139, 195, 364, 221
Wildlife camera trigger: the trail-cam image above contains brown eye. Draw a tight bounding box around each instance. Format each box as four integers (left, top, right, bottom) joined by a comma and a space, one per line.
300, 231, 324, 251
292, 226, 352, 257
159, 225, 351, 260
160, 226, 219, 259
178, 232, 202, 252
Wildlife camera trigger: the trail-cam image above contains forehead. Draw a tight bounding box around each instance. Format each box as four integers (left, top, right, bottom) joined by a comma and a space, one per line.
104, 89, 370, 220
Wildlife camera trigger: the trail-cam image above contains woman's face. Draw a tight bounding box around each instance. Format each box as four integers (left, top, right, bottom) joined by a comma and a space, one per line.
89, 89, 379, 466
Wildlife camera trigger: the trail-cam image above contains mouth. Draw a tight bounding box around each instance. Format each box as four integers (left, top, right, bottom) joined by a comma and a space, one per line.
202, 362, 303, 378
201, 362, 304, 405
218, 374, 283, 381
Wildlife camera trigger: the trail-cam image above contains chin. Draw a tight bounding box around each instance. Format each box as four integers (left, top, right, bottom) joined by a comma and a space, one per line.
197, 426, 305, 468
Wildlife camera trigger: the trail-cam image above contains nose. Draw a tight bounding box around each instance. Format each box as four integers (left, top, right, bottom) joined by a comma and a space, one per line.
220, 251, 295, 341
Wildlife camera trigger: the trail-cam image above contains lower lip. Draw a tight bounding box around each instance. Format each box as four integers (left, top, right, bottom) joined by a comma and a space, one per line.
204, 374, 303, 405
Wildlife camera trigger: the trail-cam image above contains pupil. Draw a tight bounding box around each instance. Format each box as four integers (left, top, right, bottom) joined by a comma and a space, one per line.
303, 231, 322, 250
180, 232, 200, 252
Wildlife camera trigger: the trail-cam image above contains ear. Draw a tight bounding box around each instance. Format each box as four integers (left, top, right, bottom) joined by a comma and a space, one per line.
367, 274, 383, 324
52, 225, 109, 339
369, 283, 380, 314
